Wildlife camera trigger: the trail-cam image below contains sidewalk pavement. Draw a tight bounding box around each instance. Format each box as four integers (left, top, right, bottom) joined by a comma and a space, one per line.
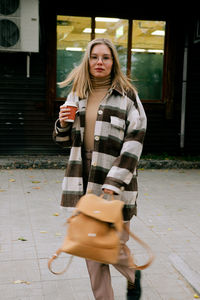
0, 168, 200, 300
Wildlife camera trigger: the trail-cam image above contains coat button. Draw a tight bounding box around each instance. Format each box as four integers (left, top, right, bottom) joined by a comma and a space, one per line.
95, 136, 100, 141
98, 110, 103, 115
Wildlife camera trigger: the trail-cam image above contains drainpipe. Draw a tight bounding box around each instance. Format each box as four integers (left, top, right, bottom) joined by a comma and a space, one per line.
180, 32, 189, 149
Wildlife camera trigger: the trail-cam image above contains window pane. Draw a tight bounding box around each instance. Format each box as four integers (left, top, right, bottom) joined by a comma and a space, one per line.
95, 17, 128, 74
56, 16, 91, 98
131, 20, 166, 100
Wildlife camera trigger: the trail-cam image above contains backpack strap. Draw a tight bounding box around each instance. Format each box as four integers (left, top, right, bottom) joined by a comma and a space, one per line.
123, 224, 154, 270
48, 249, 73, 275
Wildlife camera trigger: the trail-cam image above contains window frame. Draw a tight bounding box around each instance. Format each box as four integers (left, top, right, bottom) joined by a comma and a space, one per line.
46, 14, 171, 117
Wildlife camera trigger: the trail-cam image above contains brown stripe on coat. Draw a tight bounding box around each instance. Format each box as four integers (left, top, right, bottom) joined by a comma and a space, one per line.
126, 89, 137, 107
125, 129, 146, 144
123, 204, 137, 220
79, 111, 85, 128
101, 107, 126, 123
71, 130, 82, 147
113, 153, 138, 173
125, 176, 138, 191
65, 162, 82, 177
89, 167, 108, 185
61, 192, 83, 207
95, 137, 123, 157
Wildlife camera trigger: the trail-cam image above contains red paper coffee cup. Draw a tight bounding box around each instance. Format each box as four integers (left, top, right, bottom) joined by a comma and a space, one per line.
62, 102, 78, 122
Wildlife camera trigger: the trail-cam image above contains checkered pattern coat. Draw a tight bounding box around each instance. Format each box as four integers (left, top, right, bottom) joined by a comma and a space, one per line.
53, 86, 147, 217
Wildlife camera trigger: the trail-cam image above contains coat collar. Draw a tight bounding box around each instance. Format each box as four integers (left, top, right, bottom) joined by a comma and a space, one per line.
110, 84, 137, 102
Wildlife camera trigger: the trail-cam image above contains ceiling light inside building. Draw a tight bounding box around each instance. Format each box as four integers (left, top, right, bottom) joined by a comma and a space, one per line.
66, 47, 83, 51
131, 48, 146, 52
116, 25, 123, 38
151, 30, 165, 36
95, 17, 120, 22
83, 28, 107, 33
147, 49, 164, 53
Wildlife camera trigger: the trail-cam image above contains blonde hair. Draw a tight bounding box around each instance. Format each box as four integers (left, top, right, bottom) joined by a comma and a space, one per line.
58, 38, 137, 98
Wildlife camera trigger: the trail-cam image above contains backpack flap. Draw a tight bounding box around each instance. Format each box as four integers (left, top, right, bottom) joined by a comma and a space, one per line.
75, 193, 124, 232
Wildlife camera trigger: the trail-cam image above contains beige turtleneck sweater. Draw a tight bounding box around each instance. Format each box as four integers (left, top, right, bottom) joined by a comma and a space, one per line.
84, 75, 111, 151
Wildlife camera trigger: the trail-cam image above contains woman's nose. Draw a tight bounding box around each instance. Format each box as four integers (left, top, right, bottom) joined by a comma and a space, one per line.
97, 57, 103, 64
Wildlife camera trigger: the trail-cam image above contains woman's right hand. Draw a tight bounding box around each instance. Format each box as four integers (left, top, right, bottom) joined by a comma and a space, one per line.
59, 106, 71, 128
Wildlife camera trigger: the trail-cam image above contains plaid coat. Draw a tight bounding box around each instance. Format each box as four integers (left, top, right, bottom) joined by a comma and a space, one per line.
53, 86, 147, 218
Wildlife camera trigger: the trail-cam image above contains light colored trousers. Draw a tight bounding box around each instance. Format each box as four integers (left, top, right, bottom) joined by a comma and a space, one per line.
82, 149, 135, 300
85, 222, 135, 300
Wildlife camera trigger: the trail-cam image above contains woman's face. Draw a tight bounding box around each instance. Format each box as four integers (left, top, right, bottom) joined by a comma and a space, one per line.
89, 44, 113, 78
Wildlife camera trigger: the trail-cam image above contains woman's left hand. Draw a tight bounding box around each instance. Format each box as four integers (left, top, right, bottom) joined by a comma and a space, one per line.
103, 189, 114, 195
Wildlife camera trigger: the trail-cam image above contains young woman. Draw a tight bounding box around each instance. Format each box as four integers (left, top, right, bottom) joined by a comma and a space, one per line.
53, 38, 147, 300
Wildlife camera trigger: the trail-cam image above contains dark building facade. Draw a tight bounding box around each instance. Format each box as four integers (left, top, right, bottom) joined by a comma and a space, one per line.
0, 1, 199, 155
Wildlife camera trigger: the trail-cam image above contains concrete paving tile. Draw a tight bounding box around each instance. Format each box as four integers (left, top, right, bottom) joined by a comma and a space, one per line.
0, 243, 13, 261
39, 256, 89, 281
140, 287, 161, 299
146, 272, 195, 297
0, 259, 41, 284
42, 280, 74, 300
0, 225, 12, 245
1, 169, 200, 299
11, 243, 37, 260
158, 292, 195, 300
69, 278, 95, 300
20, 297, 44, 300
0, 282, 43, 299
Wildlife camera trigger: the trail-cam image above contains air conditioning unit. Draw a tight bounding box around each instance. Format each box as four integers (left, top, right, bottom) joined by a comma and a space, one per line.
0, 0, 39, 52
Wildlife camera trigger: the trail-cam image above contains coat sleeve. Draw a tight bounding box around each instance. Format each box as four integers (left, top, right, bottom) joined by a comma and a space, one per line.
52, 119, 72, 148
52, 93, 75, 148
102, 94, 147, 195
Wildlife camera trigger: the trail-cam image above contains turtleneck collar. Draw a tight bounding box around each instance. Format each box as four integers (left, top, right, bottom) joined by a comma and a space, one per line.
90, 75, 112, 90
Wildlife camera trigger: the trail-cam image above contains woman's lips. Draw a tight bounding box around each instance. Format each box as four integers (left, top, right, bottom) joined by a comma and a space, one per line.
95, 68, 104, 71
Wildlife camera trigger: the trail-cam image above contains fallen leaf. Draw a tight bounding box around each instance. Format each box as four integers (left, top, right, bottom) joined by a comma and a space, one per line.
40, 231, 47, 233
13, 280, 30, 285
32, 187, 40, 190
31, 181, 41, 183
53, 213, 59, 216
168, 228, 172, 231
0, 189, 6, 192
55, 180, 62, 183
18, 237, 27, 241
9, 179, 16, 182
194, 294, 200, 299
